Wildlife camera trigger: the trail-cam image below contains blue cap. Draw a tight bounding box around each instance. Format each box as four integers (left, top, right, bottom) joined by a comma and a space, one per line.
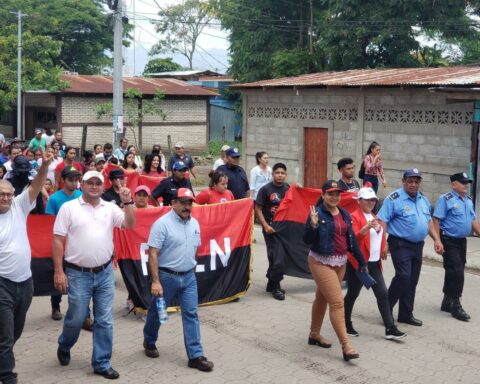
403, 168, 422, 178
225, 147, 241, 157
172, 160, 188, 171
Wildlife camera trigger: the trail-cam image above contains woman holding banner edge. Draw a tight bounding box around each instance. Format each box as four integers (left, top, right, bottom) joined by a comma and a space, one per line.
303, 180, 367, 361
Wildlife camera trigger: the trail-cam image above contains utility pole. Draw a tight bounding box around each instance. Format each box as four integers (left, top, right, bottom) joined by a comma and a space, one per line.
11, 10, 27, 139
112, 0, 124, 146
309, 0, 313, 55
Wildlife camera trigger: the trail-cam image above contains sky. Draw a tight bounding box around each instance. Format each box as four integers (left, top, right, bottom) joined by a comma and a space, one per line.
123, 0, 231, 75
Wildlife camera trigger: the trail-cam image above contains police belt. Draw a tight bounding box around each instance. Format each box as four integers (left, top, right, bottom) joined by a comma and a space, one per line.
65, 258, 112, 273
440, 232, 465, 241
159, 267, 192, 276
388, 234, 424, 246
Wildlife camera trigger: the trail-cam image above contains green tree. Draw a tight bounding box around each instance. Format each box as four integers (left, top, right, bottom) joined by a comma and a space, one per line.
143, 58, 184, 75
212, 0, 480, 81
0, 0, 132, 111
96, 88, 166, 149
151, 0, 214, 70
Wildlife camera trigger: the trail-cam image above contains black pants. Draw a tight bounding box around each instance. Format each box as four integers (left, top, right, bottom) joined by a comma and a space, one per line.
262, 231, 284, 284
387, 235, 424, 321
344, 261, 394, 328
51, 294, 62, 310
0, 276, 33, 381
441, 235, 467, 299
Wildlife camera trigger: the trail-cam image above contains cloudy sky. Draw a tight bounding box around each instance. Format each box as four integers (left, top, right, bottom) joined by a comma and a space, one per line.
123, 0, 230, 75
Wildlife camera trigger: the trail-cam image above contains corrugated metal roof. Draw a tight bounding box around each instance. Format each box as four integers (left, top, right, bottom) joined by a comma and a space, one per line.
233, 66, 480, 89
60, 74, 217, 96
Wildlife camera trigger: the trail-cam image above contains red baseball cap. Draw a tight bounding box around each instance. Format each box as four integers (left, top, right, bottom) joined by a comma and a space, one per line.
176, 188, 195, 202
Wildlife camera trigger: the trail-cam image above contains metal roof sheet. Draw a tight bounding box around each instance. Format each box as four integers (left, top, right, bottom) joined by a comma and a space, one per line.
233, 66, 480, 89
60, 74, 217, 96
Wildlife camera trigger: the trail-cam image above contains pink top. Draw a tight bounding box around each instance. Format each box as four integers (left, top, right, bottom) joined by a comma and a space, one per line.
363, 154, 385, 183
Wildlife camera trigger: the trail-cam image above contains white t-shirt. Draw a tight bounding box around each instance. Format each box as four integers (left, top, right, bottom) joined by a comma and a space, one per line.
0, 189, 35, 282
42, 133, 54, 146
212, 158, 225, 171
363, 212, 382, 262
53, 197, 125, 267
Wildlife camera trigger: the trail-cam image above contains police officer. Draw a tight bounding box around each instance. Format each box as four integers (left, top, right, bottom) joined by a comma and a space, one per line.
433, 172, 480, 321
377, 168, 443, 326
151, 161, 193, 206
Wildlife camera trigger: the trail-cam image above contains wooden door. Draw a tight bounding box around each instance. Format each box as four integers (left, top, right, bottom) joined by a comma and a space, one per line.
304, 127, 328, 188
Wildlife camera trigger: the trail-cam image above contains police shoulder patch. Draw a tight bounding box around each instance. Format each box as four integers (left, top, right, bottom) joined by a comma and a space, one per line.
444, 192, 453, 200
388, 192, 400, 201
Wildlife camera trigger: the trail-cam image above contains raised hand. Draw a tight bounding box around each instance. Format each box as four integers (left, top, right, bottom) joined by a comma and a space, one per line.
310, 205, 318, 227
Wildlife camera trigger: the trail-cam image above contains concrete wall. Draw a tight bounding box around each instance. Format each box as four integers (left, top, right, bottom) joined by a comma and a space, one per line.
242, 87, 472, 202
61, 96, 208, 152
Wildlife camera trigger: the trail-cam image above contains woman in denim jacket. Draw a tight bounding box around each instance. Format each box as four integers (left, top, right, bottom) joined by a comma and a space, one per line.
303, 180, 367, 361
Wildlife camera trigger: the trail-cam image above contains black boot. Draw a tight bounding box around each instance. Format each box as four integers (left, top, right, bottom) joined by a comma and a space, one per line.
451, 298, 470, 321
441, 294, 453, 313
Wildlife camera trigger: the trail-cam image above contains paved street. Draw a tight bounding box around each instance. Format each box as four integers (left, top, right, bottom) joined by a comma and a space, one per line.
15, 226, 480, 384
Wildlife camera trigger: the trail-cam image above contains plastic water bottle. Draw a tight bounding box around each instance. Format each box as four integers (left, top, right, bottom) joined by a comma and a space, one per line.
156, 297, 168, 324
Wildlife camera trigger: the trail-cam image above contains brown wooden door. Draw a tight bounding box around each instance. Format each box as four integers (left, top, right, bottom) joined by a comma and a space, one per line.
304, 127, 328, 188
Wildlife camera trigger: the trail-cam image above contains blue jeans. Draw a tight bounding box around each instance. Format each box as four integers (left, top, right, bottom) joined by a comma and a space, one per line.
58, 263, 115, 372
143, 270, 203, 360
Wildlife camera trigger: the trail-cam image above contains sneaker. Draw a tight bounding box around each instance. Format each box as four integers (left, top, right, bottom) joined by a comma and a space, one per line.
346, 322, 359, 337
385, 325, 407, 340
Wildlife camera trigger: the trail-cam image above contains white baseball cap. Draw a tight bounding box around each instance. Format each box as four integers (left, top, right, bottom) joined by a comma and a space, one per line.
356, 187, 377, 200
221, 144, 230, 152
82, 171, 104, 183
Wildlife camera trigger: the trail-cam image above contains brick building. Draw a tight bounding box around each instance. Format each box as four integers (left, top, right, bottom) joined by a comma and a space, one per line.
233, 66, 480, 210
2, 74, 216, 151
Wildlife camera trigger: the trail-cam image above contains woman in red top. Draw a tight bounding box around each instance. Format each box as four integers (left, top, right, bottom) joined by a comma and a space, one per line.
344, 187, 406, 340
122, 151, 139, 172
360, 141, 386, 193
54, 146, 83, 188
196, 171, 234, 204
141, 154, 166, 177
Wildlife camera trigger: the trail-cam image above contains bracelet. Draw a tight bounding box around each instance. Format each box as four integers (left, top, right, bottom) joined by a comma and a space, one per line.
123, 201, 134, 206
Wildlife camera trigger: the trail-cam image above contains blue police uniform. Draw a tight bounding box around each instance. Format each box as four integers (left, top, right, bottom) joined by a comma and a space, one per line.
377, 187, 432, 323
434, 190, 475, 302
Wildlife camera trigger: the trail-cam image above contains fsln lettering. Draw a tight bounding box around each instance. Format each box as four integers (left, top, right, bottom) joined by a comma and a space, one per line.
210, 238, 231, 271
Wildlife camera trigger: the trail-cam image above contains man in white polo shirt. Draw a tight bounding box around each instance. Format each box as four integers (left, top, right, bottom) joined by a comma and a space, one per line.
0, 150, 53, 384
52, 171, 135, 380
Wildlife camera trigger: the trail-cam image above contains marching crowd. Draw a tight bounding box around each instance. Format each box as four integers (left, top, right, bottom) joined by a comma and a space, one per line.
0, 129, 478, 382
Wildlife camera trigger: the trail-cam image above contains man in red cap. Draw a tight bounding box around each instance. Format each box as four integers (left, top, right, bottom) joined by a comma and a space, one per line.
143, 188, 214, 372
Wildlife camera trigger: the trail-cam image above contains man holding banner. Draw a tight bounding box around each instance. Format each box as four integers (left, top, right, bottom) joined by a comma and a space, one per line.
52, 170, 135, 380
143, 188, 214, 372
0, 150, 53, 384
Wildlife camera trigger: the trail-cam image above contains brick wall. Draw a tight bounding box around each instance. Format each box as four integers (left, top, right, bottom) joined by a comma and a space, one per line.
61, 96, 207, 151
243, 88, 472, 203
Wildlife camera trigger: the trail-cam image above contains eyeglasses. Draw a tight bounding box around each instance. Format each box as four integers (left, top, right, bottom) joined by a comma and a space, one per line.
0, 192, 14, 199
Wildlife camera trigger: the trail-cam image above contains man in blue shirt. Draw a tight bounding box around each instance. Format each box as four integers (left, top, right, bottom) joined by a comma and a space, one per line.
433, 172, 480, 321
113, 138, 128, 161
217, 147, 250, 200
142, 188, 214, 372
378, 168, 443, 326
168, 142, 196, 181
46, 166, 83, 322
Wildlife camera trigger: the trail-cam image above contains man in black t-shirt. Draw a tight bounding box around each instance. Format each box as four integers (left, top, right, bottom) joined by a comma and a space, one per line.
102, 168, 124, 207
337, 157, 361, 192
152, 160, 193, 206
255, 163, 290, 301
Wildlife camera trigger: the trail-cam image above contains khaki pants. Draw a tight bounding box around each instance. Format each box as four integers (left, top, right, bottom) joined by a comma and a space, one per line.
308, 257, 349, 347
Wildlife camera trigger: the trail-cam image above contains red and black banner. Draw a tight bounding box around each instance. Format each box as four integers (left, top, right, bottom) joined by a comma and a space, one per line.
272, 185, 358, 279
28, 199, 254, 308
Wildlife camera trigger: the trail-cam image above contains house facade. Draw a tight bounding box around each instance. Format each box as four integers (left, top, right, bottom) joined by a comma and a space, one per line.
2, 74, 216, 152
234, 67, 480, 209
